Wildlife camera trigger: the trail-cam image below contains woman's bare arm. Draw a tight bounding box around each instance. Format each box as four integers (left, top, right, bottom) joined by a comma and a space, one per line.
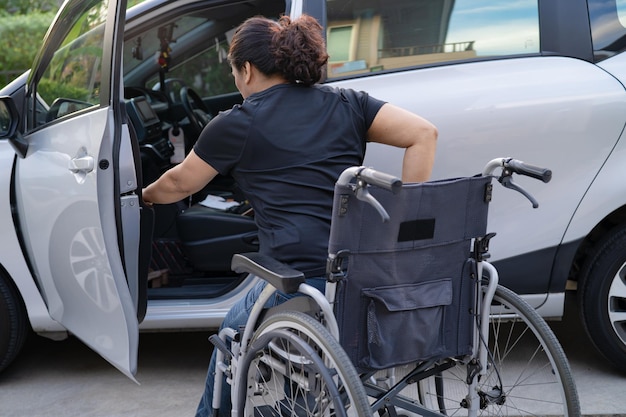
142, 150, 219, 205
367, 103, 438, 182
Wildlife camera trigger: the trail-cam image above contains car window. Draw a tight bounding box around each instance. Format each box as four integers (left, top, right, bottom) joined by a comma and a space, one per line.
589, 0, 626, 61
124, 16, 208, 76
29, 0, 109, 130
325, 0, 540, 78
149, 35, 237, 98
123, 0, 286, 100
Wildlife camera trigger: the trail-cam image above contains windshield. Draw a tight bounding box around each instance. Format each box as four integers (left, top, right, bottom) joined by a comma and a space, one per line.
123, 15, 208, 75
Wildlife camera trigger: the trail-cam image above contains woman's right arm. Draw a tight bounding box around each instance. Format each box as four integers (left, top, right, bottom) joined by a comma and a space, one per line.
366, 103, 438, 183
142, 150, 219, 205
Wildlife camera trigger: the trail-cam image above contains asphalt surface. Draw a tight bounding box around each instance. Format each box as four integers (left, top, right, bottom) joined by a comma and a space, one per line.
0, 294, 625, 417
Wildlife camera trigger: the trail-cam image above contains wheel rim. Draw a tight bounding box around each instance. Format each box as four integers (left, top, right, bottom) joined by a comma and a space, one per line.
417, 288, 574, 416
241, 328, 348, 417
609, 263, 626, 345
238, 312, 370, 417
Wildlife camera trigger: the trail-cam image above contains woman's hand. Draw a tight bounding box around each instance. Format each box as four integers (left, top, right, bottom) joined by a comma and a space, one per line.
141, 189, 154, 206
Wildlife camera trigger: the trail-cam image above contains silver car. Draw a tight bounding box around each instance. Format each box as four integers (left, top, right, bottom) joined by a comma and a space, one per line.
1, 0, 626, 378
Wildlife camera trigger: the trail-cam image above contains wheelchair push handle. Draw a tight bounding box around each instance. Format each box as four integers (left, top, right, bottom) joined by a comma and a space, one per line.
482, 157, 552, 208
505, 159, 552, 183
336, 166, 403, 191
357, 167, 403, 193
482, 157, 551, 182
336, 166, 403, 222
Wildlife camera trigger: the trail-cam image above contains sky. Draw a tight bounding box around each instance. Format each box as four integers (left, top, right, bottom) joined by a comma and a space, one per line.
445, 0, 540, 56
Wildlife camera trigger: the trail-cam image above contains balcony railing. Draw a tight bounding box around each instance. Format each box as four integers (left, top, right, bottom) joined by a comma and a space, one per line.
379, 41, 475, 58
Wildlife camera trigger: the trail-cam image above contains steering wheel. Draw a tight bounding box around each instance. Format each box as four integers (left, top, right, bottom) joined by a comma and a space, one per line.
180, 86, 213, 136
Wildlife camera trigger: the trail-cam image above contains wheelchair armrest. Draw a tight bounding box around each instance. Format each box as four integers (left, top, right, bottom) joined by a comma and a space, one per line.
231, 253, 305, 294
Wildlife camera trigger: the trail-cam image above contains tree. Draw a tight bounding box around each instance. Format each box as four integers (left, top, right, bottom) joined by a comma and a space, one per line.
0, 0, 60, 15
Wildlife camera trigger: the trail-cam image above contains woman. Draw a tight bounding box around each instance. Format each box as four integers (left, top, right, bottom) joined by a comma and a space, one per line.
142, 14, 437, 417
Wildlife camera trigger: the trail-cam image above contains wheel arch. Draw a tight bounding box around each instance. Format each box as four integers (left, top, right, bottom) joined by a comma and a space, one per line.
0, 260, 66, 336
567, 203, 626, 371
0, 264, 28, 326
558, 121, 626, 288
567, 204, 626, 286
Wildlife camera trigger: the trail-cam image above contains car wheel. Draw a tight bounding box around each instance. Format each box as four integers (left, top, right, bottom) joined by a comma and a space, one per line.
578, 226, 626, 372
0, 272, 28, 373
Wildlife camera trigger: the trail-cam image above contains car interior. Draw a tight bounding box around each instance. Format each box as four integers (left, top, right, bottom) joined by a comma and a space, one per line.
122, 0, 285, 300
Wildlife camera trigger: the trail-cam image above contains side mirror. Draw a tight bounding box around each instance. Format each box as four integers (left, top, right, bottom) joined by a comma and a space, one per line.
47, 97, 94, 122
0, 96, 18, 138
0, 96, 27, 158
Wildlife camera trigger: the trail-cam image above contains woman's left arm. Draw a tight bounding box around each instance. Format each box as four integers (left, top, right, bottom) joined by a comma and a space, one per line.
366, 103, 438, 183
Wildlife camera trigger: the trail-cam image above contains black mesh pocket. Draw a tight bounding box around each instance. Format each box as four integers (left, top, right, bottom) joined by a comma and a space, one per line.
357, 278, 452, 369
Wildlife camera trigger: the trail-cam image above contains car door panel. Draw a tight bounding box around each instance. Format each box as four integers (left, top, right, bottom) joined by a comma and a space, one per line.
15, 108, 140, 380
14, 0, 139, 379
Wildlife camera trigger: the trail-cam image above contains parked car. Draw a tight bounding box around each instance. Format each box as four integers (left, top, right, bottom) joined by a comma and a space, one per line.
1, 0, 626, 378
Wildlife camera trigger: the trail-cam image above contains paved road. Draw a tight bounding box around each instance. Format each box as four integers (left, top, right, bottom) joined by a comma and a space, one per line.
1, 294, 625, 417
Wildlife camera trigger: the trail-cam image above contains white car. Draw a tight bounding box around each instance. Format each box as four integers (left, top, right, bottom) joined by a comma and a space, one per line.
1, 0, 626, 378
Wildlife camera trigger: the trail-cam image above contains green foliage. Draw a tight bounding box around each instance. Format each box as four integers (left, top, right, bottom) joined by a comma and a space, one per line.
0, 12, 56, 72
127, 0, 145, 8
38, 78, 92, 105
0, 0, 58, 15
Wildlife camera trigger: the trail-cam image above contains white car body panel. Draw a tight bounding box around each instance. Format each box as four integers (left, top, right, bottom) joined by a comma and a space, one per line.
561, 128, 626, 244
331, 56, 626, 264
531, 292, 565, 319
118, 125, 141, 310
598, 50, 626, 82
561, 53, 626, 243
0, 141, 65, 334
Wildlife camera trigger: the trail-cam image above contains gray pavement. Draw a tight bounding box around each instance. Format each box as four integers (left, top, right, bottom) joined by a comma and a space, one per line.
0, 331, 209, 416
0, 293, 625, 416
547, 294, 626, 416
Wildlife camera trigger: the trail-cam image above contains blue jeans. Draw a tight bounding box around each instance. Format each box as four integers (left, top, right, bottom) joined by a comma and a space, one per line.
195, 276, 326, 417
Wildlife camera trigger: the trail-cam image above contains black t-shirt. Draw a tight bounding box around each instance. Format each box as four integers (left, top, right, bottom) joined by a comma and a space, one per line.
194, 83, 385, 277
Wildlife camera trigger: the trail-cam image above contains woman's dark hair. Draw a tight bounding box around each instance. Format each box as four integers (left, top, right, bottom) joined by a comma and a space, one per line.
228, 15, 329, 86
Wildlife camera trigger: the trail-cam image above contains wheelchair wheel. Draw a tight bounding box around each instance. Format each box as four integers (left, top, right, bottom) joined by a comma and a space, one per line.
237, 310, 371, 417
418, 284, 580, 417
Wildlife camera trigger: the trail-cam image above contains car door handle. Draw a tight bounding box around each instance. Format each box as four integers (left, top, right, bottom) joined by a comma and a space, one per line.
68, 155, 95, 173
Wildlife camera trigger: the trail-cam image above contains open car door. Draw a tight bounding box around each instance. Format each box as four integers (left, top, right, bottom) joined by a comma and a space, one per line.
11, 0, 147, 380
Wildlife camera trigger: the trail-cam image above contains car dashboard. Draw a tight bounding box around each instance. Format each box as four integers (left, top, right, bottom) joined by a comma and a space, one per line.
124, 91, 175, 184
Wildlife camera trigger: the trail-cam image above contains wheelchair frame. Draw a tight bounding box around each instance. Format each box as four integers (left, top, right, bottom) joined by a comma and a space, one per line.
209, 158, 580, 417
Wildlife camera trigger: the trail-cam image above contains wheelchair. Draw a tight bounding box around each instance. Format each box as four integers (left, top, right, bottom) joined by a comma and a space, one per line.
208, 158, 581, 417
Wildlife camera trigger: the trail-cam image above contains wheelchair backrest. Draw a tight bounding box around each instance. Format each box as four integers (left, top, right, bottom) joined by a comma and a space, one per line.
328, 175, 492, 371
